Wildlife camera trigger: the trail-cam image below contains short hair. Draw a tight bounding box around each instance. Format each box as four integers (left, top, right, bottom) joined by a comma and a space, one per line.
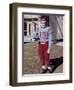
40, 16, 49, 26
40, 16, 46, 21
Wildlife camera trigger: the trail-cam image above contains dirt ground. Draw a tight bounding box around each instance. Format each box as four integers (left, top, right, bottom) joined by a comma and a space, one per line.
23, 41, 63, 75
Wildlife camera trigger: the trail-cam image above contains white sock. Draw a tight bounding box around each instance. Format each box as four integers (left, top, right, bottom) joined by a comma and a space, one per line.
42, 66, 46, 69
48, 66, 51, 70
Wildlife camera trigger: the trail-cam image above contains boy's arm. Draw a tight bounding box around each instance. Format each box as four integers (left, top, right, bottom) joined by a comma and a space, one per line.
47, 27, 52, 53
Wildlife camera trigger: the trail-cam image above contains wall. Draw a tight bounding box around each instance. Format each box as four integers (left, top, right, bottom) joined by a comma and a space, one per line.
0, 0, 74, 90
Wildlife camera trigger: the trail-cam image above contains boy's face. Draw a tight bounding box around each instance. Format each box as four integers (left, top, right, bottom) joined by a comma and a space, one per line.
40, 19, 46, 28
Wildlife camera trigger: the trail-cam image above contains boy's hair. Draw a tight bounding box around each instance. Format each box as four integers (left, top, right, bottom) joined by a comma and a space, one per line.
40, 16, 46, 21
40, 16, 49, 26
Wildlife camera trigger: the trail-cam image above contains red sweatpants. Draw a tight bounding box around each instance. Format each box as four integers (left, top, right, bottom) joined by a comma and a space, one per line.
39, 42, 50, 66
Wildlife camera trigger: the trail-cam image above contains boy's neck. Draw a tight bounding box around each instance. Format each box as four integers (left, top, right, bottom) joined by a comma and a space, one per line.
41, 27, 46, 29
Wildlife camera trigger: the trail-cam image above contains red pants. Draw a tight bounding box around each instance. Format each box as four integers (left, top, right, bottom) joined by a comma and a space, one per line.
39, 42, 50, 66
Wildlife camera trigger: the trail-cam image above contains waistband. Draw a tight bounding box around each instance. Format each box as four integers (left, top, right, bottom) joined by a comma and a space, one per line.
39, 41, 48, 44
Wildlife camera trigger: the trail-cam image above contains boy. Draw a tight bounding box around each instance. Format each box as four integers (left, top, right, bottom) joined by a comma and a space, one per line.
32, 16, 52, 73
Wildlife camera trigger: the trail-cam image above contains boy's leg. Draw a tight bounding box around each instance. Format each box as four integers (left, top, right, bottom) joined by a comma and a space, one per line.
45, 53, 52, 66
39, 44, 45, 66
39, 43, 47, 73
44, 43, 51, 66
44, 43, 52, 72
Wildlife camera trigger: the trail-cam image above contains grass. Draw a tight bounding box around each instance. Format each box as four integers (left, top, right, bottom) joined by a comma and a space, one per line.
23, 41, 63, 74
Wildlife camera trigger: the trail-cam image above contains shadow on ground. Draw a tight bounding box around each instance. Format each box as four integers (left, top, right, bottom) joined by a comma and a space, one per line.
50, 56, 63, 73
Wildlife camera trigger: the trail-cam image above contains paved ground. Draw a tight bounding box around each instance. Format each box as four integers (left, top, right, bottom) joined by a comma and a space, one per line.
23, 41, 63, 75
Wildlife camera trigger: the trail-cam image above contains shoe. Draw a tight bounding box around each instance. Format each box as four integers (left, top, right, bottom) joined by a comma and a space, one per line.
41, 69, 48, 73
48, 66, 52, 73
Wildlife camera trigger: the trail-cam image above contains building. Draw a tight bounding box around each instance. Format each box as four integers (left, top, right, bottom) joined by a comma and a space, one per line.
23, 14, 63, 43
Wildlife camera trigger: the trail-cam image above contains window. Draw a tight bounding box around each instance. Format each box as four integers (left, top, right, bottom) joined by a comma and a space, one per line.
24, 22, 27, 30
24, 22, 27, 36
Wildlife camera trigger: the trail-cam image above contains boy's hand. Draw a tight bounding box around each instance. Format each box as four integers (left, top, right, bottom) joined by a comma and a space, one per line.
47, 49, 50, 54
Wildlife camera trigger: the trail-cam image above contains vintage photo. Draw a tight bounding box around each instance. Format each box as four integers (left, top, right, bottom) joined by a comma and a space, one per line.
22, 14, 63, 75
10, 3, 72, 86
